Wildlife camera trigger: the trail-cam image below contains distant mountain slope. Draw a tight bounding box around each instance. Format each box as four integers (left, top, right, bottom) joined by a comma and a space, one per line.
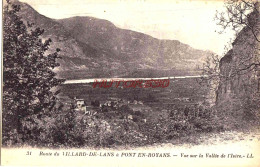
14, 0, 213, 79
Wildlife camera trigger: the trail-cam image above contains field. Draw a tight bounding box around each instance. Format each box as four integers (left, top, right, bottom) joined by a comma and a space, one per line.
4, 76, 257, 148
50, 77, 220, 147
59, 77, 209, 110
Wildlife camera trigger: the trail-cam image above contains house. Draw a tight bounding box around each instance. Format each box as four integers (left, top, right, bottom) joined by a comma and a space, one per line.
104, 101, 112, 107
74, 105, 87, 112
73, 97, 99, 116
138, 101, 143, 105
127, 114, 133, 120
84, 106, 97, 116
76, 99, 86, 108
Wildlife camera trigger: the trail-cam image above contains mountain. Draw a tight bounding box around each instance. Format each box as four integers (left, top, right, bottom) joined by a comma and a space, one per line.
13, 0, 213, 79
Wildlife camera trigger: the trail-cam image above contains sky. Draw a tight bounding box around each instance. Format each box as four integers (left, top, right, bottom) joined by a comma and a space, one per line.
19, 0, 236, 56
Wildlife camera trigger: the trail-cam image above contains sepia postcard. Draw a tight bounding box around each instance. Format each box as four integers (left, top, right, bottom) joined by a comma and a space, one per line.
1, 0, 260, 166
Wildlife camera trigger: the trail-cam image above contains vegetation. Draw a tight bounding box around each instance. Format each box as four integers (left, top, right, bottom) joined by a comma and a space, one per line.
2, 0, 259, 148
2, 1, 64, 146
200, 0, 260, 129
3, 96, 225, 148
201, 0, 259, 88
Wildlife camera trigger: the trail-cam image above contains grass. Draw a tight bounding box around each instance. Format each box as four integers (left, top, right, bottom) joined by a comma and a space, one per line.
3, 78, 259, 148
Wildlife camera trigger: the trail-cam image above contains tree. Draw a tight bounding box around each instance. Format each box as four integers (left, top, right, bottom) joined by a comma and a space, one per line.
3, 0, 65, 145
215, 0, 259, 74
200, 0, 259, 104
215, 0, 259, 42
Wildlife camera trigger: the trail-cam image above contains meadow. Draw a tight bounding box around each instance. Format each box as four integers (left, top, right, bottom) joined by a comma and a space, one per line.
60, 77, 208, 109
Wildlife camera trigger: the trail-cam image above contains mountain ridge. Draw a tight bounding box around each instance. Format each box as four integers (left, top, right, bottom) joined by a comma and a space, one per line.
13, 0, 214, 79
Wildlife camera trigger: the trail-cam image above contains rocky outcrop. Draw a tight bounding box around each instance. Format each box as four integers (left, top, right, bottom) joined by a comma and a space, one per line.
216, 7, 260, 107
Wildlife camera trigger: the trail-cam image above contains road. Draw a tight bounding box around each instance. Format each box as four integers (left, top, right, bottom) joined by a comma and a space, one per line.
63, 75, 207, 84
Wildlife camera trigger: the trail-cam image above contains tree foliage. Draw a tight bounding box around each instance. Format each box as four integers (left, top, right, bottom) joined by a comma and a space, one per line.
200, 0, 259, 99
215, 0, 259, 42
215, 0, 259, 78
3, 0, 65, 145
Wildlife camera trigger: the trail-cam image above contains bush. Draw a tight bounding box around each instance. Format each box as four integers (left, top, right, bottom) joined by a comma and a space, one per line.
3, 98, 230, 148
